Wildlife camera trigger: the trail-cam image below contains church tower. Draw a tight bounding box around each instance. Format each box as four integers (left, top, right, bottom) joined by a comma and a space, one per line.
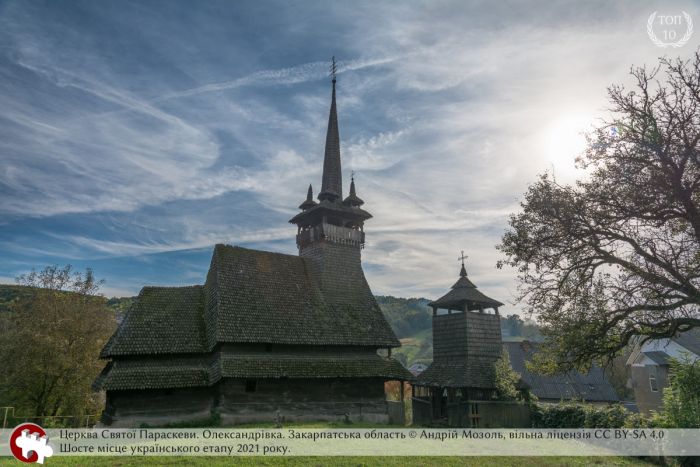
288, 69, 372, 298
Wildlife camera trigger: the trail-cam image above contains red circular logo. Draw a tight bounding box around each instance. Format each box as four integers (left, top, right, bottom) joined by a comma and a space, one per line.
8, 423, 47, 463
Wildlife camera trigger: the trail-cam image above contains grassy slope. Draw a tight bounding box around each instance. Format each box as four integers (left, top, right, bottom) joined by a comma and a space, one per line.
394, 328, 432, 366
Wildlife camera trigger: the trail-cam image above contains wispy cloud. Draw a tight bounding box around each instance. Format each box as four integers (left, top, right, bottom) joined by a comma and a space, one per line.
0, 0, 694, 311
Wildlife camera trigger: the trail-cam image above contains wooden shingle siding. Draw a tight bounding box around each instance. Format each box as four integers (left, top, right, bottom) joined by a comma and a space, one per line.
415, 272, 503, 390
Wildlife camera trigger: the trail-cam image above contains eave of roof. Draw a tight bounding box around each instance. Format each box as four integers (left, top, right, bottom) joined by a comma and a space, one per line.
288, 200, 372, 224
93, 352, 412, 391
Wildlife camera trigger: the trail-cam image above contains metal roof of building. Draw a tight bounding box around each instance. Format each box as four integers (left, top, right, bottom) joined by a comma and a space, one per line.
642, 351, 672, 366
504, 342, 619, 402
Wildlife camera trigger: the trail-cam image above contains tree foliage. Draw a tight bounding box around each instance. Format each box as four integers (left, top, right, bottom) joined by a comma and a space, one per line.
494, 348, 525, 402
498, 51, 700, 372
375, 296, 432, 338
105, 296, 137, 321
0, 265, 116, 425
654, 352, 700, 428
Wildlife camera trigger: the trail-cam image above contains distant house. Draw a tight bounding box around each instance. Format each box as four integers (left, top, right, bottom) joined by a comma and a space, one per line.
408, 363, 428, 376
626, 329, 700, 416
504, 341, 619, 408
501, 328, 511, 337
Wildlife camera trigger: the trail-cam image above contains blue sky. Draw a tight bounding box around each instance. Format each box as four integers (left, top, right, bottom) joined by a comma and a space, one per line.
1, 0, 698, 313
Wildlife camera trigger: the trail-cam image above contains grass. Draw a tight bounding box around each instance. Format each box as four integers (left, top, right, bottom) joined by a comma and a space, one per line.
0, 456, 663, 467
395, 329, 433, 366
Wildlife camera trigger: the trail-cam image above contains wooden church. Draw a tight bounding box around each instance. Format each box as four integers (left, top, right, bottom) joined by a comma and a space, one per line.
93, 71, 412, 427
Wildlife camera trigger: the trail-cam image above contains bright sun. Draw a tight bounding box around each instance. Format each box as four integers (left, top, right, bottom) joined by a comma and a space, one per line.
544, 115, 593, 176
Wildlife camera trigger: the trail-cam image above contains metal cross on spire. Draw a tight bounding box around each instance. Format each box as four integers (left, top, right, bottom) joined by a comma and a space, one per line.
351, 170, 355, 180
458, 250, 468, 266
330, 56, 338, 81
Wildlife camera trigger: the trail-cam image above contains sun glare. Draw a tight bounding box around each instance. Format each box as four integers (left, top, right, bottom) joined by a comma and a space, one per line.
544, 115, 593, 176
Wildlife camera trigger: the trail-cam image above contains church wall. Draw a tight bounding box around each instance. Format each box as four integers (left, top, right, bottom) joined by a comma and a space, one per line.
101, 377, 390, 427
218, 377, 389, 425
102, 386, 217, 428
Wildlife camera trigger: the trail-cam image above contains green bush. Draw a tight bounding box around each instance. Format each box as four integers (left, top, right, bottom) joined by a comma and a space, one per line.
654, 352, 700, 428
531, 400, 628, 428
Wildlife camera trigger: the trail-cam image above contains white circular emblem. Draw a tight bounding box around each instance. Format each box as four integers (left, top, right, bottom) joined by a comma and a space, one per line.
647, 11, 693, 48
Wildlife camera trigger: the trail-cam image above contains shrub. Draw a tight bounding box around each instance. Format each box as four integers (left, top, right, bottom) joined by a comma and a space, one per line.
531, 400, 628, 428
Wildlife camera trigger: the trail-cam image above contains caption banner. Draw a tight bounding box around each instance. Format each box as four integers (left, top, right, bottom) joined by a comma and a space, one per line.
2, 428, 698, 457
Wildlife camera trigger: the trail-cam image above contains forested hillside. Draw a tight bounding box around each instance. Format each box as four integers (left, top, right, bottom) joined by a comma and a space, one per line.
0, 284, 136, 317
0, 284, 37, 313
375, 295, 432, 338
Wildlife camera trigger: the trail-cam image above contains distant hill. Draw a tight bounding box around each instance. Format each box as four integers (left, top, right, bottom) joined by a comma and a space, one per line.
105, 296, 137, 318
0, 284, 37, 313
374, 295, 433, 339
0, 284, 136, 318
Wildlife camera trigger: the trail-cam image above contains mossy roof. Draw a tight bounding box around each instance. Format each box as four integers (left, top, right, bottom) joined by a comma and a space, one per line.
92, 358, 216, 391
100, 244, 400, 359
412, 360, 497, 389
100, 285, 206, 358
93, 352, 410, 391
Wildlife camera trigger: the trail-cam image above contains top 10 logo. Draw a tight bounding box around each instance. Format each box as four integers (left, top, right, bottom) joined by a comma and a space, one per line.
647, 12, 694, 48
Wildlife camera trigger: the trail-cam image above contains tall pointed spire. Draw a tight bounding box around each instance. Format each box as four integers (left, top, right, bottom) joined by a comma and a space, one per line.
318, 59, 342, 203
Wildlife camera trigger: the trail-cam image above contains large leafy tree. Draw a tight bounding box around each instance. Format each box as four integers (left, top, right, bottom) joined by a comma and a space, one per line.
0, 265, 116, 425
498, 51, 700, 373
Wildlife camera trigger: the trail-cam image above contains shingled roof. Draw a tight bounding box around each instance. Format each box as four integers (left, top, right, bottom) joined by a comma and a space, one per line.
288, 199, 372, 225
100, 286, 207, 358
672, 328, 700, 355
412, 360, 497, 389
93, 352, 408, 391
504, 342, 618, 402
342, 178, 365, 207
642, 351, 672, 366
318, 79, 342, 203
428, 265, 504, 310
101, 245, 400, 359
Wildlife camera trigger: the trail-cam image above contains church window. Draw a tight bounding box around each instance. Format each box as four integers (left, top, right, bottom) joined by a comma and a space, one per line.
246, 379, 257, 392
649, 374, 658, 392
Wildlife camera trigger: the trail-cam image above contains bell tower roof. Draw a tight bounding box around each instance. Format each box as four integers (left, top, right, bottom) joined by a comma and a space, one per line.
428, 253, 504, 311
